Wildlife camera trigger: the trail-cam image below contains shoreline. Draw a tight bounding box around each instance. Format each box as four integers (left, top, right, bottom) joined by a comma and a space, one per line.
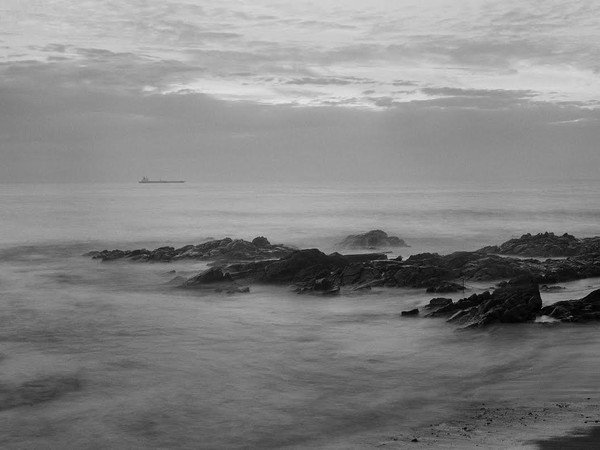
329, 399, 600, 449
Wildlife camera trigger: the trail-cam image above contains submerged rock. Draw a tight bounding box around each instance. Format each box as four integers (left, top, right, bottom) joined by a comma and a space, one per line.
337, 230, 409, 249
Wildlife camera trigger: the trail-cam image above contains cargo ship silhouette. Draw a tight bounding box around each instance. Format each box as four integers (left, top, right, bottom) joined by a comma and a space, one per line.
139, 176, 185, 184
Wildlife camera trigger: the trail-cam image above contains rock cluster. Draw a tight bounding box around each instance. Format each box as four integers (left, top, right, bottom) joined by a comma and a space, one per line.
215, 246, 600, 294
182, 267, 250, 294
225, 249, 392, 294
87, 237, 295, 263
337, 230, 408, 249
424, 278, 542, 328
86, 231, 600, 326
479, 232, 600, 257
89, 232, 600, 322
540, 289, 600, 322
89, 233, 600, 294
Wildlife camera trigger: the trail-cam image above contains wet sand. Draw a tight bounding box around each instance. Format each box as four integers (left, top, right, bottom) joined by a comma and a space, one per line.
365, 399, 600, 449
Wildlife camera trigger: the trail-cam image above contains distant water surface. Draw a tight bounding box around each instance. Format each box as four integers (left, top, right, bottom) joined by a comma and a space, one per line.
0, 180, 599, 448
2, 180, 600, 254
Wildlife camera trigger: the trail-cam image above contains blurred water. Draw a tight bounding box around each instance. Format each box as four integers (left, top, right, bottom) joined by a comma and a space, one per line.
1, 181, 600, 448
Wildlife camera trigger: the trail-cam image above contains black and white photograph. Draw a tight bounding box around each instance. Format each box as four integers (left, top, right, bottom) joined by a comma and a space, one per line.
1, 0, 600, 448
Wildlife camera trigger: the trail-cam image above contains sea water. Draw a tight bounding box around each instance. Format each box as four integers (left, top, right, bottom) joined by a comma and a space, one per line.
1, 181, 600, 449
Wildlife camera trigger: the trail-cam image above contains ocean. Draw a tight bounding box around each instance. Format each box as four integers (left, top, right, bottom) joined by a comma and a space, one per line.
1, 181, 600, 449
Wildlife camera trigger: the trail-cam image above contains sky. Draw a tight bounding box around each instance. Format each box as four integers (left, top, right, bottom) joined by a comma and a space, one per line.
1, 0, 600, 183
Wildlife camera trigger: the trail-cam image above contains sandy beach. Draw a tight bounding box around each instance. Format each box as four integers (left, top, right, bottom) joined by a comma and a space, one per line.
364, 400, 600, 449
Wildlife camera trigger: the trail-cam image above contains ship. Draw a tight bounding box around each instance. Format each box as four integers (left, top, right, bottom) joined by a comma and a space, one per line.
139, 176, 185, 184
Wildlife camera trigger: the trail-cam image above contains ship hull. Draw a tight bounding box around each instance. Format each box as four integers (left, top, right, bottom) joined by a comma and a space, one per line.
139, 181, 185, 183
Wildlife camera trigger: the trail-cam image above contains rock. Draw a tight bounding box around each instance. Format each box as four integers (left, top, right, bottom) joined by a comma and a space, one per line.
425, 279, 541, 327
338, 230, 409, 249
426, 282, 464, 293
90, 233, 600, 297
425, 297, 453, 309
313, 277, 336, 292
447, 280, 542, 327
89, 237, 296, 263
401, 308, 419, 316
181, 267, 250, 295
478, 232, 600, 257
393, 264, 451, 289
343, 253, 388, 263
340, 264, 364, 285
251, 236, 270, 247
540, 288, 600, 322
184, 267, 231, 285
263, 249, 341, 283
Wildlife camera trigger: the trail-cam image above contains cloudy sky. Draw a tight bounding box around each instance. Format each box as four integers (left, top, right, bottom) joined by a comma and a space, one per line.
1, 0, 599, 183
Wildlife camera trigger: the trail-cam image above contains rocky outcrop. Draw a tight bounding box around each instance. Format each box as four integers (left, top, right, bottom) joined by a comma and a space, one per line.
181, 267, 250, 294
425, 279, 542, 328
87, 237, 295, 263
90, 232, 600, 295
184, 267, 232, 285
540, 289, 600, 322
180, 247, 600, 294
185, 249, 390, 295
337, 230, 408, 249
479, 232, 600, 257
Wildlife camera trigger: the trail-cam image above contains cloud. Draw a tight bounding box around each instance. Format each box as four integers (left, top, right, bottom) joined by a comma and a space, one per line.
284, 76, 370, 86
2, 63, 600, 184
2, 0, 600, 108
2, 0, 600, 184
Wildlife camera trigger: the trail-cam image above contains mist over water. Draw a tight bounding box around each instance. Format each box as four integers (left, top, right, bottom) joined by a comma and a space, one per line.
1, 181, 600, 448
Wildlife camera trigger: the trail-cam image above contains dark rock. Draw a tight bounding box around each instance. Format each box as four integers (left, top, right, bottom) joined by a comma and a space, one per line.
184, 267, 231, 285
478, 232, 600, 257
343, 253, 388, 263
401, 308, 419, 316
90, 233, 600, 297
540, 288, 600, 322
426, 297, 453, 309
340, 264, 364, 285
263, 249, 341, 283
338, 230, 409, 249
425, 279, 541, 327
90, 237, 296, 263
393, 264, 451, 289
313, 277, 336, 292
426, 282, 464, 293
251, 236, 270, 247
447, 281, 542, 327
